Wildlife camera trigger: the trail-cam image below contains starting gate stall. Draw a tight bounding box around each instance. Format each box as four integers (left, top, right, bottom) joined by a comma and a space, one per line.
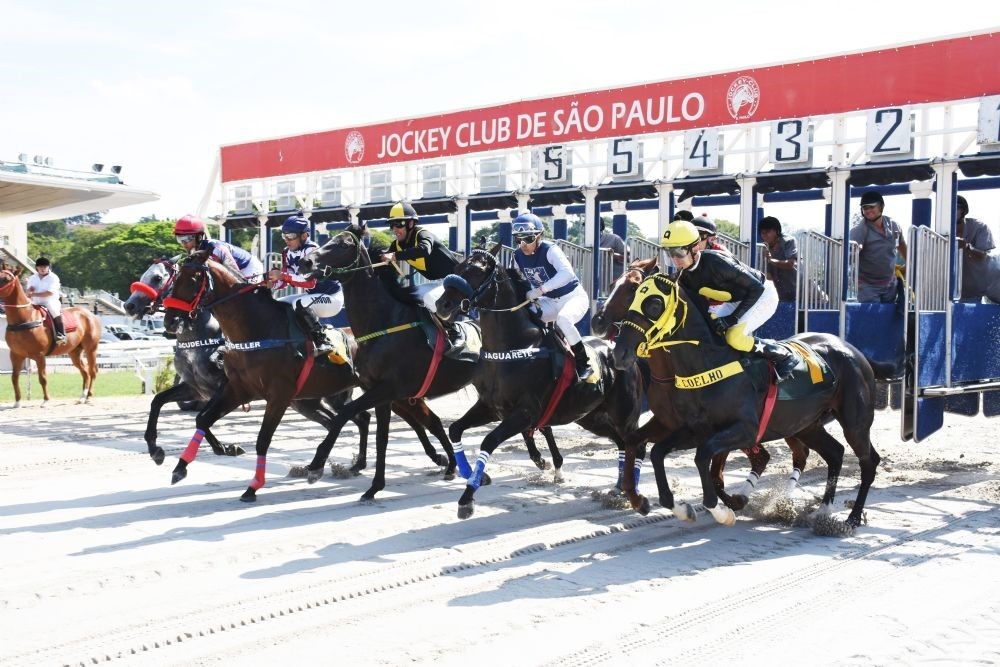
210, 31, 1000, 439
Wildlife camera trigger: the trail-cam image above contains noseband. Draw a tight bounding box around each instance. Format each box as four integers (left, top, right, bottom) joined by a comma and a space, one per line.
129, 259, 177, 314
162, 261, 215, 317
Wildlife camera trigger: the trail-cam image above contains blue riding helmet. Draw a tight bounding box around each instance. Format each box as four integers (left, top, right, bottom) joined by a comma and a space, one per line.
282, 215, 310, 235
512, 213, 544, 237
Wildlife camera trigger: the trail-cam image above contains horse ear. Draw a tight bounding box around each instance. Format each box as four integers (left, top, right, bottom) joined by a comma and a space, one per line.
487, 243, 501, 256
192, 249, 211, 264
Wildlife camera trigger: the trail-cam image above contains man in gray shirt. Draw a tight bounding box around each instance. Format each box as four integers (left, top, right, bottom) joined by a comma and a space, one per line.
849, 191, 907, 303
759, 216, 797, 302
955, 195, 996, 302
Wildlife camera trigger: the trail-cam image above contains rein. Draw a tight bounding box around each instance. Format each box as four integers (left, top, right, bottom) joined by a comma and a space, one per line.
451, 250, 532, 314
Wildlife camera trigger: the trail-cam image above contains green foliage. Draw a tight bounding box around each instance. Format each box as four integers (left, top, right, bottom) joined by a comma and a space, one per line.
715, 219, 740, 238
154, 358, 176, 393
0, 370, 143, 401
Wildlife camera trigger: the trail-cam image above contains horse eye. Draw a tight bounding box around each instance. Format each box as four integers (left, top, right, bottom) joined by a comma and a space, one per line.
641, 296, 664, 320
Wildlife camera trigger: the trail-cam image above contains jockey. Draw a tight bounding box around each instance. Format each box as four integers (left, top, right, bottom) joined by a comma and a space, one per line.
26, 257, 66, 343
660, 220, 798, 381
691, 216, 732, 255
174, 215, 264, 280
267, 213, 344, 356
511, 212, 594, 381
379, 201, 462, 347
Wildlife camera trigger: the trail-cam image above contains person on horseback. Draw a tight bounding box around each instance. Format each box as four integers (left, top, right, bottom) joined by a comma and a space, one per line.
691, 216, 732, 256
26, 257, 66, 343
379, 201, 462, 348
510, 212, 594, 381
268, 213, 344, 356
660, 219, 798, 381
174, 215, 264, 280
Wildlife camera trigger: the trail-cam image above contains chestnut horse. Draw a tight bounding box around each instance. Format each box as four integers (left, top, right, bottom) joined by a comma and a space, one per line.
613, 272, 891, 529
1, 268, 101, 407
591, 262, 810, 510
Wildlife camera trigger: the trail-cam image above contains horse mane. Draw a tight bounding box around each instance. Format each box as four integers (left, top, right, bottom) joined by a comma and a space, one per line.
504, 266, 531, 301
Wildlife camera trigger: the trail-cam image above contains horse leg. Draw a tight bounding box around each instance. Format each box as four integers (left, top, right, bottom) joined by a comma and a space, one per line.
619, 417, 668, 511
391, 399, 454, 475
458, 410, 533, 520
35, 356, 50, 406
83, 333, 99, 400
722, 444, 773, 510
144, 382, 191, 464
448, 399, 498, 480
794, 426, 846, 516
841, 418, 879, 528
361, 402, 394, 501
784, 436, 810, 495
304, 388, 386, 482
521, 430, 546, 470
171, 388, 245, 485
538, 426, 564, 482
9, 353, 25, 408
240, 400, 289, 502
349, 409, 371, 474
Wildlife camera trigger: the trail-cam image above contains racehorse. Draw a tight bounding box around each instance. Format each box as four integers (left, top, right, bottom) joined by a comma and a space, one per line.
161, 250, 457, 502
612, 272, 890, 529
125, 257, 451, 473
298, 227, 563, 502
1, 268, 101, 407
591, 262, 810, 510
434, 245, 643, 519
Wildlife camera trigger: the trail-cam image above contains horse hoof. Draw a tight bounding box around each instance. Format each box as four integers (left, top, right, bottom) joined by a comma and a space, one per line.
636, 496, 650, 516
151, 448, 166, 466
553, 469, 564, 484
532, 457, 547, 471
12, 401, 21, 409
306, 467, 323, 484
480, 473, 492, 487
230, 445, 246, 457
457, 501, 474, 520
360, 489, 377, 501
444, 470, 456, 481
727, 494, 749, 512
674, 503, 697, 522
171, 469, 187, 485
40, 400, 48, 408
240, 487, 257, 502
350, 462, 367, 475
433, 454, 449, 467
708, 504, 737, 526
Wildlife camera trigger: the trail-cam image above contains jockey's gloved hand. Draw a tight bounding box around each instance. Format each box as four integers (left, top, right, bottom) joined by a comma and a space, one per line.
526, 287, 544, 301
711, 314, 737, 338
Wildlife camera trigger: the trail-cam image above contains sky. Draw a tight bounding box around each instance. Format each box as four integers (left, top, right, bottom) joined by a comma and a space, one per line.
1, 0, 998, 234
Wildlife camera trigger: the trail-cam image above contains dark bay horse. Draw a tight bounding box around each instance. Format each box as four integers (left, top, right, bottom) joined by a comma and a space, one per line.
161, 250, 455, 502
434, 245, 643, 519
1, 268, 101, 407
125, 257, 447, 473
613, 272, 890, 529
299, 228, 562, 502
591, 263, 810, 509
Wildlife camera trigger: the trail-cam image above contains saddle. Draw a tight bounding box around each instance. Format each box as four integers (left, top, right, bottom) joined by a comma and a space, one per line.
418, 316, 482, 363
541, 327, 601, 387
282, 304, 352, 367
749, 340, 834, 400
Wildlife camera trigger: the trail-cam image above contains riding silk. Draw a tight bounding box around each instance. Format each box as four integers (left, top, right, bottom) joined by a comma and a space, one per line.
513, 241, 580, 298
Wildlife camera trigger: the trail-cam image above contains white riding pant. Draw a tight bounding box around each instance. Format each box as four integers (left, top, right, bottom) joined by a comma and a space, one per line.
709, 280, 778, 335
278, 290, 344, 319
536, 284, 589, 346
32, 296, 61, 317
241, 257, 265, 280
421, 283, 446, 315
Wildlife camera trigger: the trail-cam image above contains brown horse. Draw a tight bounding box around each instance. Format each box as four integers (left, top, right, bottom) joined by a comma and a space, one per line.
591, 262, 811, 509
1, 268, 101, 407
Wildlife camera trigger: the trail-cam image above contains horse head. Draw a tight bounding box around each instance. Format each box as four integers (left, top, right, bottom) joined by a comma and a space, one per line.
162, 250, 240, 333
591, 262, 654, 338
300, 230, 367, 280
0, 268, 22, 301
124, 256, 179, 318
436, 244, 501, 322
612, 273, 691, 371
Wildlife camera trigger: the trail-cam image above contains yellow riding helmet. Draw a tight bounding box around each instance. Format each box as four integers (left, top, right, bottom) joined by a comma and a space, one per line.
387, 201, 418, 222
660, 220, 700, 248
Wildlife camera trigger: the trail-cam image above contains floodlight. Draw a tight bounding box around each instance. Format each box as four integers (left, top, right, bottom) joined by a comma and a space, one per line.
92, 164, 104, 172
110, 165, 122, 174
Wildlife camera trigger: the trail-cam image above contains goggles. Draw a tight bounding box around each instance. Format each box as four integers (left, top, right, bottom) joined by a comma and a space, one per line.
389, 220, 408, 229
282, 232, 301, 240
175, 234, 197, 244
514, 233, 539, 243
662, 245, 692, 258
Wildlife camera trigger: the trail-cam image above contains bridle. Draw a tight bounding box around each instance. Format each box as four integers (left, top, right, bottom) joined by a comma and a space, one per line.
444, 249, 532, 314
619, 273, 695, 356
0, 270, 34, 309
162, 259, 261, 318
313, 232, 366, 278
129, 258, 178, 315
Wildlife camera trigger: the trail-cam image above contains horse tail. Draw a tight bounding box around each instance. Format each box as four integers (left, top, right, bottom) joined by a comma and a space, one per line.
866, 357, 903, 383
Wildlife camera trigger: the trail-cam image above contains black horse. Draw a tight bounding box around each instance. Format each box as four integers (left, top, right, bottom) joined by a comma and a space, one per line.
124, 257, 451, 475
590, 261, 810, 510
434, 245, 643, 519
299, 228, 564, 501
161, 250, 458, 501
612, 272, 890, 529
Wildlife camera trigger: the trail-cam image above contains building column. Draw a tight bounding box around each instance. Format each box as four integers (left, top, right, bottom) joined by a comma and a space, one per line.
551, 204, 568, 241
455, 197, 469, 253
655, 182, 673, 239
610, 200, 627, 238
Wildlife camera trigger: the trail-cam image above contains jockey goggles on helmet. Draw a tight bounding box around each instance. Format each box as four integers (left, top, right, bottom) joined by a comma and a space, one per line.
282, 231, 301, 240
176, 234, 197, 244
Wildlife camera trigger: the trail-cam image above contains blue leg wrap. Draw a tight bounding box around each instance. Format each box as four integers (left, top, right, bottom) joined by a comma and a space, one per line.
455, 447, 472, 479
469, 451, 490, 491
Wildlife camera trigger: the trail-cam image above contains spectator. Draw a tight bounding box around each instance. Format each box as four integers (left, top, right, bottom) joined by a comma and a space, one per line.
673, 209, 694, 222
954, 195, 996, 302
849, 191, 907, 303
26, 257, 66, 343
599, 219, 627, 285
758, 216, 798, 302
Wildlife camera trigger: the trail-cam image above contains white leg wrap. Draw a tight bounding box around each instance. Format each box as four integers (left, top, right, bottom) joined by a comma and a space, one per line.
708, 503, 737, 526
785, 467, 802, 495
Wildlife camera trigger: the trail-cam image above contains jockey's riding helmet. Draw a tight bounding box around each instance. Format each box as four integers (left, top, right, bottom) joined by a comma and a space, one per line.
860, 191, 884, 208
660, 220, 700, 249
282, 214, 310, 235
691, 216, 717, 237
512, 212, 544, 242
35, 256, 51, 267
174, 215, 206, 235
387, 201, 418, 227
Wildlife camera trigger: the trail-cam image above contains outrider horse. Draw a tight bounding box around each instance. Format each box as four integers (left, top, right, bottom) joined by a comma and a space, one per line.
613, 272, 890, 529
126, 257, 446, 473
299, 228, 563, 501
591, 263, 810, 510
1, 268, 101, 407
434, 245, 643, 519
161, 250, 455, 501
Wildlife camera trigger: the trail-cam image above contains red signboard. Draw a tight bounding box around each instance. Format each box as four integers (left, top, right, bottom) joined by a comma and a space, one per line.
221, 32, 1000, 183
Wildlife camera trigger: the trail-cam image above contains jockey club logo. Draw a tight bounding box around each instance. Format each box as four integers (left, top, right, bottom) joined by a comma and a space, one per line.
344, 130, 365, 165
726, 75, 761, 121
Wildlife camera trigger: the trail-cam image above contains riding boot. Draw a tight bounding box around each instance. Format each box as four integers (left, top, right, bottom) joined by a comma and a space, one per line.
432, 314, 461, 356
295, 302, 332, 356
53, 315, 67, 343
571, 341, 594, 381
754, 338, 798, 382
